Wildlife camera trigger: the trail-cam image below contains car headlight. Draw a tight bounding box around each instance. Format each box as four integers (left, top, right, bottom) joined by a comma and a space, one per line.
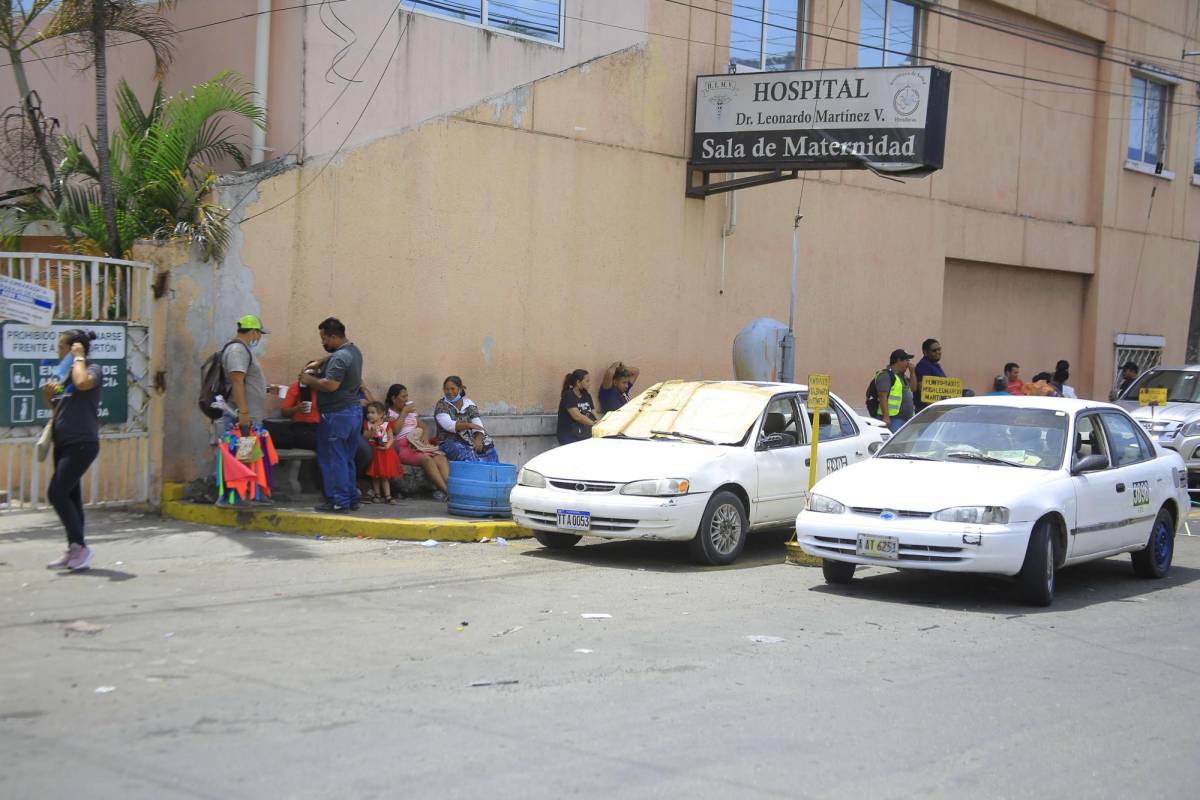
517, 468, 546, 489
933, 506, 1009, 524
806, 493, 846, 514
620, 478, 690, 496
1181, 421, 1200, 437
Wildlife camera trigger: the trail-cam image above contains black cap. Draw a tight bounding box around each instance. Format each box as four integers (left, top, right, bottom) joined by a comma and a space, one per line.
889, 348, 915, 363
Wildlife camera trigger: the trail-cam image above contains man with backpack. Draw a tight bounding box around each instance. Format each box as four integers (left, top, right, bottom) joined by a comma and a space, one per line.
867, 349, 915, 432
219, 315, 272, 434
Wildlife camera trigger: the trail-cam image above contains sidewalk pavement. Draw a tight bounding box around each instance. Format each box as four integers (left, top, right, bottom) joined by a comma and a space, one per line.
160, 483, 530, 542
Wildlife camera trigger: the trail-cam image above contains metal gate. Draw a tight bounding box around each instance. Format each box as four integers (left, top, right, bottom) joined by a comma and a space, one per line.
0, 253, 155, 511
1112, 333, 1165, 400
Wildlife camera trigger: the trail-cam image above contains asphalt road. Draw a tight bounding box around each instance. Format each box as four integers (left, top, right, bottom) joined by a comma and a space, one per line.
2, 510, 1199, 799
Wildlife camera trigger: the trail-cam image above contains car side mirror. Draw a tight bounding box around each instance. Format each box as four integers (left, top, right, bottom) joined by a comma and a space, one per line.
760, 432, 785, 450
1071, 453, 1109, 475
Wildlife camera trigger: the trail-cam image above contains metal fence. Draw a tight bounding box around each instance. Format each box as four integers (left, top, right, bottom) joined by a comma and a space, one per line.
0, 252, 155, 511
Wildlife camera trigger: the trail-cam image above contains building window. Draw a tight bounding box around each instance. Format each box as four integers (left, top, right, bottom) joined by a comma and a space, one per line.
858, 0, 919, 67
410, 1, 562, 44
1128, 74, 1170, 169
1193, 110, 1200, 177
730, 1, 808, 72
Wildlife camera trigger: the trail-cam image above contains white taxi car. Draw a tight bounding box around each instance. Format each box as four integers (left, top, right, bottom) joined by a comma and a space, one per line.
510, 380, 885, 565
796, 397, 1188, 606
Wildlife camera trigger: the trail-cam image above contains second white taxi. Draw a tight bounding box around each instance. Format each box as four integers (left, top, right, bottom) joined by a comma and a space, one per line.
796, 396, 1188, 606
510, 380, 885, 565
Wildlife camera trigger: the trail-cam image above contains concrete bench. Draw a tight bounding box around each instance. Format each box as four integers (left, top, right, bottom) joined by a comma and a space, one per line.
274, 448, 317, 497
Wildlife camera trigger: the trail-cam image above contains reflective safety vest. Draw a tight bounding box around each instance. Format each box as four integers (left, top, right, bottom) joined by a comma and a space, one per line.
876, 369, 903, 415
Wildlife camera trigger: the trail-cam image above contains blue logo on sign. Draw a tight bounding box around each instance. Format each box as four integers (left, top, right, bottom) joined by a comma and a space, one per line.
880, 510, 896, 521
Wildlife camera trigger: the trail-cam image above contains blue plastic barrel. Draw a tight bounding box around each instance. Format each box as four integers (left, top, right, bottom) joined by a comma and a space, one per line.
447, 461, 517, 518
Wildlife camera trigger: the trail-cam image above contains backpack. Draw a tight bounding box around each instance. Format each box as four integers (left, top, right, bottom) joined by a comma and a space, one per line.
198, 341, 251, 420
865, 368, 894, 418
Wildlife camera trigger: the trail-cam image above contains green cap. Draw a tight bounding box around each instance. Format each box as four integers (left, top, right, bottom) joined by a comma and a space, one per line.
237, 314, 269, 333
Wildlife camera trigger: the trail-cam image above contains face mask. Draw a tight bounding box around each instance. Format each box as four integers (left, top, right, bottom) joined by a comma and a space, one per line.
444, 392, 461, 403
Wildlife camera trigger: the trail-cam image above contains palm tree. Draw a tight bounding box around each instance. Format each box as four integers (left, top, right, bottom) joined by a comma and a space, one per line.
51, 72, 266, 260
39, 0, 178, 257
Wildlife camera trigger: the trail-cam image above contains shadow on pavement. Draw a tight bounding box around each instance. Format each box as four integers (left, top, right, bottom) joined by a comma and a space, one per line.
521, 528, 795, 573
807, 558, 1200, 613
57, 568, 136, 582
208, 529, 318, 561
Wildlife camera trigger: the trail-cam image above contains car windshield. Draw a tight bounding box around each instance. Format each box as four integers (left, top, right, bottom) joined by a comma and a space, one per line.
877, 404, 1069, 470
1124, 370, 1200, 403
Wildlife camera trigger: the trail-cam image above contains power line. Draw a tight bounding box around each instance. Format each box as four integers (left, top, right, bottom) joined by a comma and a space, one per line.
241, 1, 412, 223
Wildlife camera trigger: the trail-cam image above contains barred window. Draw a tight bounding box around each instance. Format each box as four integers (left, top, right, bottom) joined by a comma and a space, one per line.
729, 1, 808, 72
410, 1, 562, 44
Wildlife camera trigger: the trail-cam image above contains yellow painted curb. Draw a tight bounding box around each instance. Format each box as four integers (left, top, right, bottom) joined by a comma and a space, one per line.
785, 540, 822, 567
160, 484, 530, 542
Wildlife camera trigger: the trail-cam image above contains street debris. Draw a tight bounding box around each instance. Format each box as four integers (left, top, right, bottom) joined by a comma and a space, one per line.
164, 633, 174, 639
479, 537, 491, 543
494, 537, 509, 546
469, 679, 519, 687
93, 686, 117, 694
574, 649, 594, 654
421, 539, 438, 547
492, 626, 523, 637
62, 620, 104, 636
581, 613, 612, 619
918, 624, 940, 632
745, 635, 785, 644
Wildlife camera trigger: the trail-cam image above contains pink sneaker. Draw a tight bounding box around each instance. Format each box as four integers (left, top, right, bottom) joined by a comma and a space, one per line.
46, 547, 74, 569
66, 545, 93, 571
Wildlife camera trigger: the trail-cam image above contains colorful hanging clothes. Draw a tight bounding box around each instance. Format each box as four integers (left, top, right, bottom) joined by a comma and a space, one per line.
215, 426, 279, 504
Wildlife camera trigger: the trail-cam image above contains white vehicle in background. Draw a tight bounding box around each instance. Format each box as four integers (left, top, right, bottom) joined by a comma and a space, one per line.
510, 380, 885, 565
796, 397, 1188, 606
1116, 364, 1200, 494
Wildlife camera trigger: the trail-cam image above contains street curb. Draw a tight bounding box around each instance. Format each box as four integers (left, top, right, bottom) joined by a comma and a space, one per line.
160, 484, 531, 542
785, 540, 821, 567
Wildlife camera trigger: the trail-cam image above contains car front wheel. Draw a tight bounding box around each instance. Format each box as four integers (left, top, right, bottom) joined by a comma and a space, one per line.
1016, 518, 1055, 607
534, 530, 581, 549
821, 558, 855, 584
1131, 507, 1174, 578
689, 490, 748, 566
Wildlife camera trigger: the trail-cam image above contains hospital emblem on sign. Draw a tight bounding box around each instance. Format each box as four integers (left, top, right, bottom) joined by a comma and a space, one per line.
701, 78, 739, 121
893, 84, 920, 117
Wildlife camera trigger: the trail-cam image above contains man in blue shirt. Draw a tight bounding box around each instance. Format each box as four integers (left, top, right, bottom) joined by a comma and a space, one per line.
599, 361, 640, 415
914, 338, 945, 412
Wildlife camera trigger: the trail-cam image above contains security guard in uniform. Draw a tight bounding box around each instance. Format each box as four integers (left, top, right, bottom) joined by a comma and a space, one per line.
873, 349, 916, 433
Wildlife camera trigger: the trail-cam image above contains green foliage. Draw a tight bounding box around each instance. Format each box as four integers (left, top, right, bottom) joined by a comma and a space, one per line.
6, 72, 264, 260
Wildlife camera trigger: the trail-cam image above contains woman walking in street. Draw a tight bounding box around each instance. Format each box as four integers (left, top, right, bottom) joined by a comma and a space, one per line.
43, 330, 102, 571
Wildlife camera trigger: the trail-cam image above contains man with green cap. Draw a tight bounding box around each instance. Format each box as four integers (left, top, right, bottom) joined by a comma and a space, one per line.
221, 314, 275, 436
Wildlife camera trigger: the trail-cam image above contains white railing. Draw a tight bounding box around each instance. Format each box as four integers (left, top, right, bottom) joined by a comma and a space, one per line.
0, 252, 156, 512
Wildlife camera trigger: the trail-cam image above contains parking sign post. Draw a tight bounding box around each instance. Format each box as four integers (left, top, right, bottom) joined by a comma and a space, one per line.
806, 374, 830, 491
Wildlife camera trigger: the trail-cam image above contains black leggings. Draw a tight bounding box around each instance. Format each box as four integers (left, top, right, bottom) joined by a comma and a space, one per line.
48, 441, 100, 547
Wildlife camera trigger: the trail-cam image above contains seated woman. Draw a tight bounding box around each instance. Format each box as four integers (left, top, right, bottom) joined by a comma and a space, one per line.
385, 384, 451, 501
434, 375, 500, 463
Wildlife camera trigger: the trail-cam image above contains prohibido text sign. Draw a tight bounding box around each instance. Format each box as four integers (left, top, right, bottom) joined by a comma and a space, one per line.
691, 66, 950, 178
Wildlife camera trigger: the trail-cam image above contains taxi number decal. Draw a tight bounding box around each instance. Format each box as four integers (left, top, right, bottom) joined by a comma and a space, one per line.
826, 456, 848, 473
1131, 480, 1150, 508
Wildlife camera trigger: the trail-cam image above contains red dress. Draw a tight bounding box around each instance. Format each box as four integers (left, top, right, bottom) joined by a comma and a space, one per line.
364, 420, 402, 479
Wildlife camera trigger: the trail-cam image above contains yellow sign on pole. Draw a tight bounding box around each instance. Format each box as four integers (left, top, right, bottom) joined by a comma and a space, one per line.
1139, 387, 1168, 406
806, 374, 830, 490
921, 376, 964, 404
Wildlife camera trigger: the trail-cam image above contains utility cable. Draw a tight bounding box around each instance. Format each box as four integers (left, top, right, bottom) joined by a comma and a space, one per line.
242, 2, 412, 223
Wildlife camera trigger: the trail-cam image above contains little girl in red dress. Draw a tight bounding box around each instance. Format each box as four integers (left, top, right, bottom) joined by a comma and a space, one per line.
363, 402, 402, 503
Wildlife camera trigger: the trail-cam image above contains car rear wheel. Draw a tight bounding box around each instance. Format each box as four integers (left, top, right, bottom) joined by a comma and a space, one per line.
821, 558, 855, 584
1016, 518, 1055, 607
533, 530, 582, 549
1131, 507, 1174, 578
689, 490, 748, 566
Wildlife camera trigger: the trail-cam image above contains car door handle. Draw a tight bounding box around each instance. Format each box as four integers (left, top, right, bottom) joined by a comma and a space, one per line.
804, 458, 811, 467
1115, 483, 1126, 493
855, 451, 864, 457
